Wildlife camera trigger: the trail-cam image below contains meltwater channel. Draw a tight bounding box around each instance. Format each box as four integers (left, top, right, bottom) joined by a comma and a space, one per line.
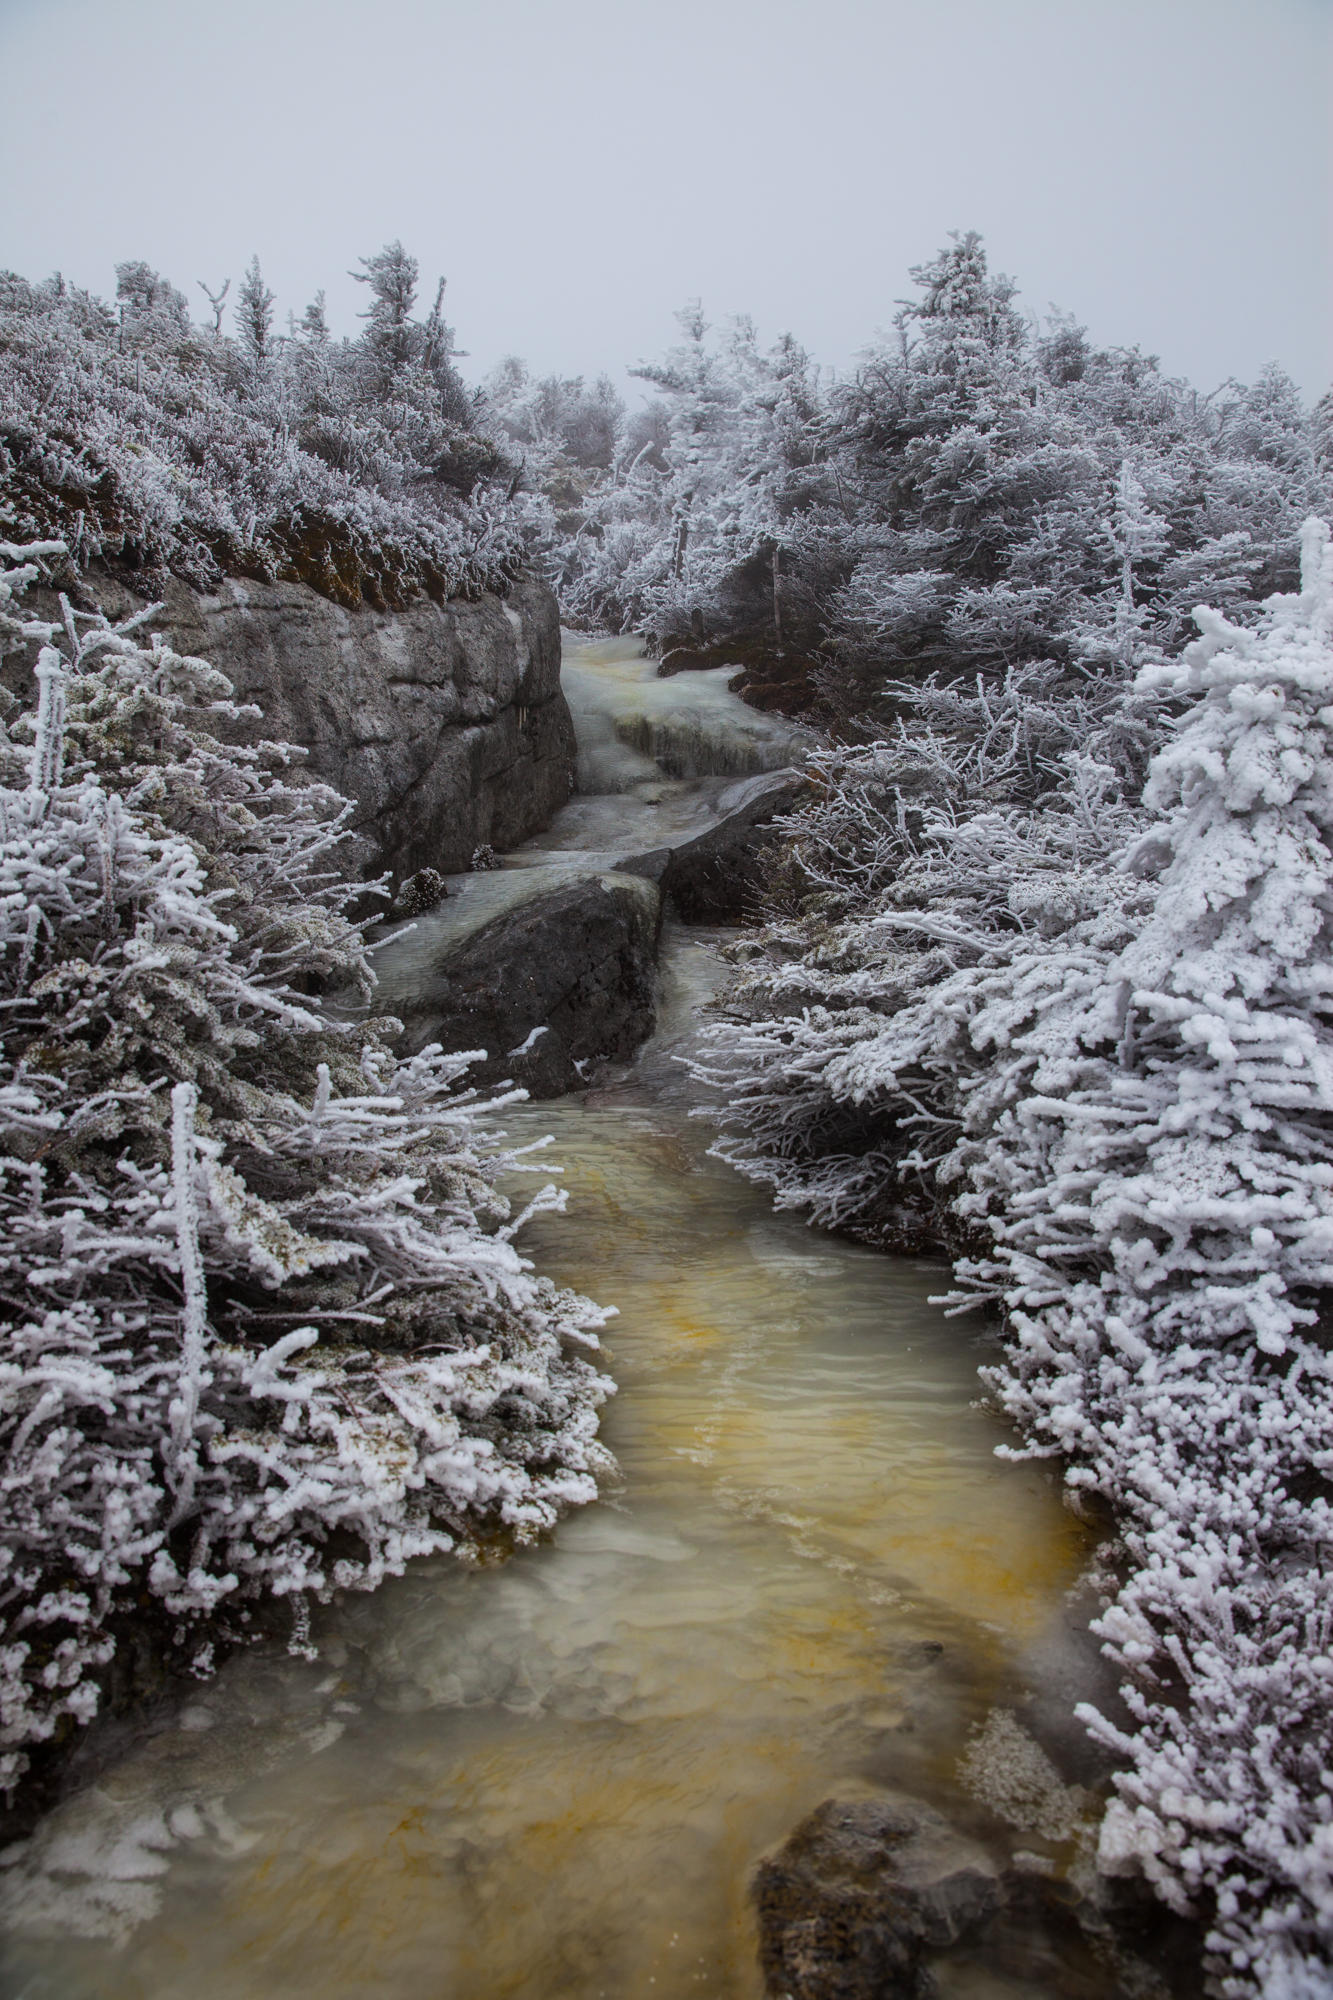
0, 641, 1122, 2000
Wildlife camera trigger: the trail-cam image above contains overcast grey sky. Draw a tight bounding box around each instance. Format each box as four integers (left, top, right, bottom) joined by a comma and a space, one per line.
2, 0, 1329, 401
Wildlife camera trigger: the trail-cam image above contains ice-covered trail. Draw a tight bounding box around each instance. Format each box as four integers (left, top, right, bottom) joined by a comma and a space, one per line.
0, 642, 1132, 2000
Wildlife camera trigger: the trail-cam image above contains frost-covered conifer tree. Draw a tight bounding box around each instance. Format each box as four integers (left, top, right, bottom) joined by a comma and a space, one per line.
115, 262, 191, 347
351, 240, 424, 385
349, 241, 471, 427
557, 305, 826, 645
0, 544, 612, 1792
235, 255, 275, 384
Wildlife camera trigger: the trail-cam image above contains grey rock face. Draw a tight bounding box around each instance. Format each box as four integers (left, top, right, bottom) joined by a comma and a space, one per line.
754, 1796, 1002, 1999
148, 570, 576, 888
375, 871, 663, 1097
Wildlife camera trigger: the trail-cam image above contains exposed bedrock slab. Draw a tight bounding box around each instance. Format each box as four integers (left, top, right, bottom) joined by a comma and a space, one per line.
753, 1796, 1003, 2000
94, 569, 577, 889
659, 768, 809, 920
510, 767, 809, 911
367, 869, 663, 1097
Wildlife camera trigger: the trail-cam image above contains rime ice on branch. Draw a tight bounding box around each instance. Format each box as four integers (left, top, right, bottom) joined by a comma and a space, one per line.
0, 253, 516, 606
0, 544, 613, 1791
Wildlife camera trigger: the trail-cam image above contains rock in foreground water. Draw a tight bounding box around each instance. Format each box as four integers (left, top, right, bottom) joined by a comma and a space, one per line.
753, 1795, 1002, 1999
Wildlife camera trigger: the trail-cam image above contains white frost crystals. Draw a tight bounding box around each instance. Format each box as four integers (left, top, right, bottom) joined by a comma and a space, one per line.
695, 522, 1333, 1995
0, 543, 614, 1793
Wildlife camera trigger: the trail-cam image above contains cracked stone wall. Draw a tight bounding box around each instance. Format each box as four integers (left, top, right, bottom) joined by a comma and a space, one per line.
57, 569, 577, 890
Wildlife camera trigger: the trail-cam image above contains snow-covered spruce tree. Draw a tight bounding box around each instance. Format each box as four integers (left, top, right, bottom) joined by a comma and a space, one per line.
0, 543, 613, 1791
815, 233, 1327, 728
556, 304, 827, 651
695, 522, 1333, 1993
479, 358, 628, 592
964, 517, 1333, 1997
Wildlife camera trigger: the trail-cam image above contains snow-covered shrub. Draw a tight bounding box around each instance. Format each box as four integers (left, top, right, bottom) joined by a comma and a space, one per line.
0, 254, 520, 611
0, 542, 613, 1790
694, 521, 1333, 1993
690, 633, 1161, 1245
969, 519, 1333, 1996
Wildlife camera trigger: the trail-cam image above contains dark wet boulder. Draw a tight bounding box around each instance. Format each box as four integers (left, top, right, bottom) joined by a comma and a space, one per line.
660, 767, 808, 921
753, 1795, 1002, 1999
381, 869, 663, 1097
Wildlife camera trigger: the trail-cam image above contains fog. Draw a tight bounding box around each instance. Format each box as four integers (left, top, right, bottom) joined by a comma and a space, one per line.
1, 0, 1329, 398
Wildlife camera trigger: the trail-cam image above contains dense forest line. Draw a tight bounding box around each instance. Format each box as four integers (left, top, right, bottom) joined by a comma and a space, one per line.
502, 233, 1331, 724
6, 232, 1328, 712
5, 234, 1333, 1993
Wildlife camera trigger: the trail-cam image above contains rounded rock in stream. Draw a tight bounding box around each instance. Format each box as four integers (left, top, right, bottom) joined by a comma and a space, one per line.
754, 1795, 1002, 1999
390, 869, 663, 1094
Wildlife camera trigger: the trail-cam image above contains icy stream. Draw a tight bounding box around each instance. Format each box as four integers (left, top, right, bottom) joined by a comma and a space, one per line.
0, 642, 1121, 2000
364, 633, 817, 1003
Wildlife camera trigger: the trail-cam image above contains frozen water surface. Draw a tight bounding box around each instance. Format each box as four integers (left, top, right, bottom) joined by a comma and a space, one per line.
0, 649, 1125, 2000
558, 632, 816, 796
